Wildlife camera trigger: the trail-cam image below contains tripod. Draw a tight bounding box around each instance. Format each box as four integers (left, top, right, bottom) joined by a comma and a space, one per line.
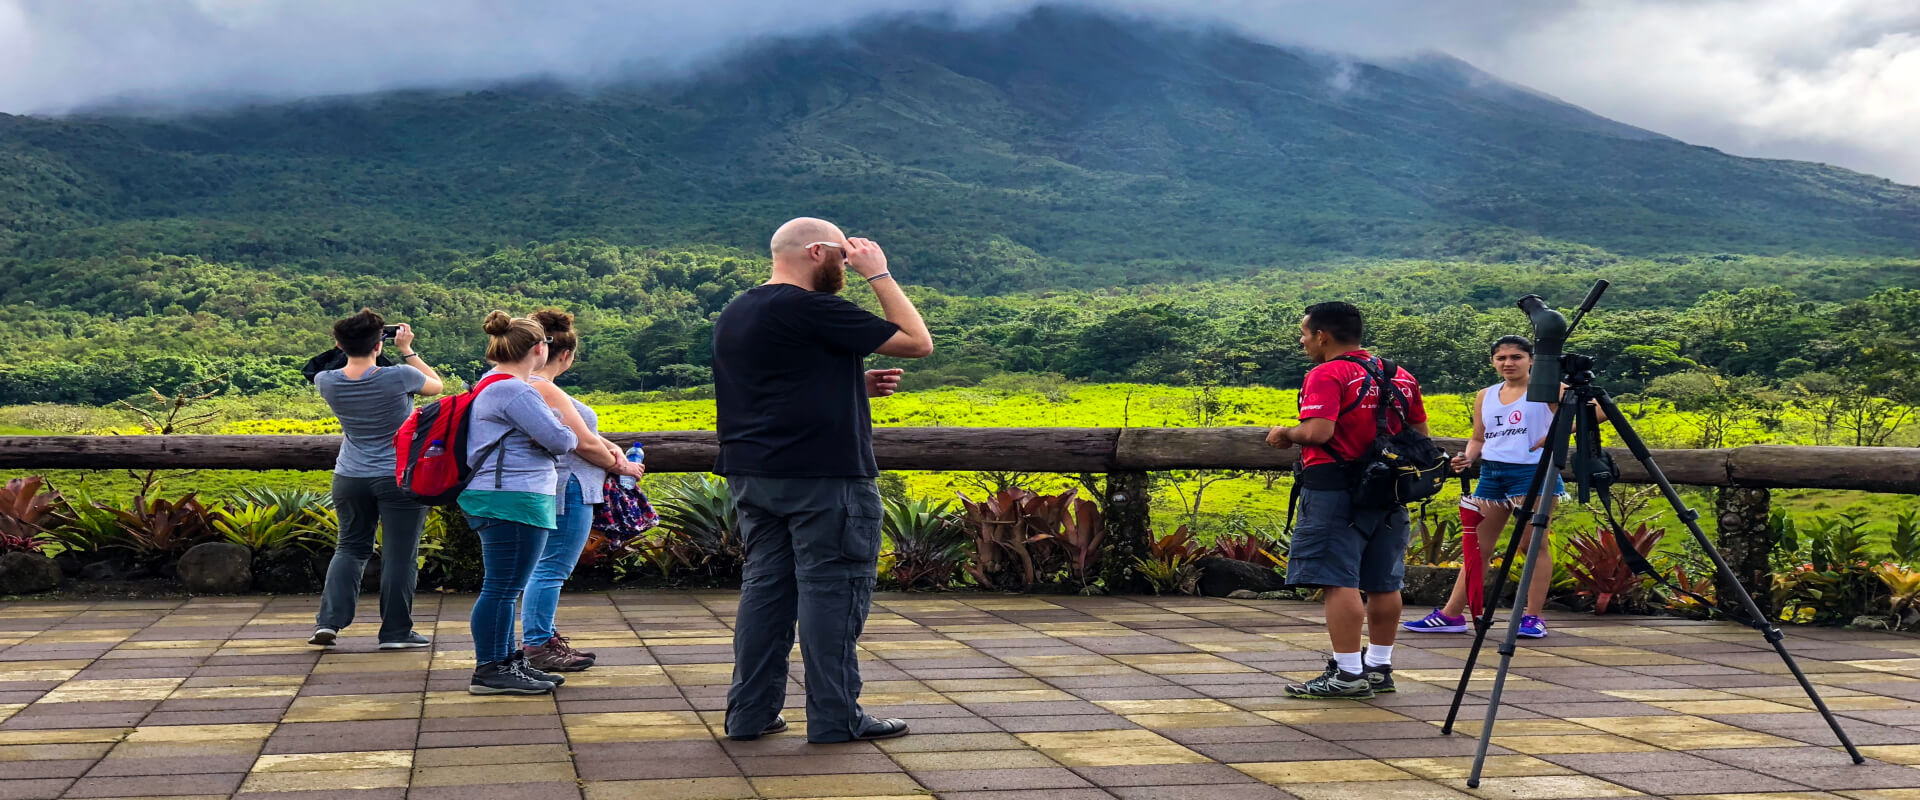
1436, 329, 1864, 789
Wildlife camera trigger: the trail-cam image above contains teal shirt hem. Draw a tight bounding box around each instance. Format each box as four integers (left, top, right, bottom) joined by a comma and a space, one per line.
458, 490, 557, 530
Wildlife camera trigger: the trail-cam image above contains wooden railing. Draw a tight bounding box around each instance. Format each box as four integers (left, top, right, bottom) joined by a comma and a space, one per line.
1, 429, 1915, 493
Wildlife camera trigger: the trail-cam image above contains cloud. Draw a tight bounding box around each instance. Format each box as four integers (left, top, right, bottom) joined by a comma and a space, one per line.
2, 0, 1915, 183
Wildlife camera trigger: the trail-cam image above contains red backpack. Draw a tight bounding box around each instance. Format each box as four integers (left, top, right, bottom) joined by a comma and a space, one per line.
394, 373, 515, 505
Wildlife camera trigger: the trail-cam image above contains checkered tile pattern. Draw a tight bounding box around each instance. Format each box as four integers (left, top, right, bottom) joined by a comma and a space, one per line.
2, 593, 1918, 800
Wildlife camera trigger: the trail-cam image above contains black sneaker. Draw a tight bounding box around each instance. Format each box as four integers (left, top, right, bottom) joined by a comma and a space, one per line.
469, 659, 555, 695
511, 651, 565, 687
378, 632, 431, 650
308, 627, 337, 647
1284, 658, 1375, 700
1364, 663, 1396, 694
727, 715, 790, 741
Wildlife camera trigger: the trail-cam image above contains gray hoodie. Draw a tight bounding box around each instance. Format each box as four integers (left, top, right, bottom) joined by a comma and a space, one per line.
463, 372, 578, 496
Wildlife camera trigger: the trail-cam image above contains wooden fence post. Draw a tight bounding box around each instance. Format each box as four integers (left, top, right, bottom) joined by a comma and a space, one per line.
1714, 487, 1772, 616
1101, 471, 1152, 593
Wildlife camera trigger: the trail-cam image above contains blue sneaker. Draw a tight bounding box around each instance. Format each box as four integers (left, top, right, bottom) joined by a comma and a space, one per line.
1519, 615, 1548, 639
1402, 608, 1469, 634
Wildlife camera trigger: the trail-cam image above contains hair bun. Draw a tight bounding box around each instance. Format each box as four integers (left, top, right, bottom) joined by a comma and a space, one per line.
532, 309, 574, 334
482, 310, 514, 336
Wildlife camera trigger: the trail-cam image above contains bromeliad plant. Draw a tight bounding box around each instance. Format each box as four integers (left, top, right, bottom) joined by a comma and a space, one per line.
652, 475, 743, 581
212, 504, 311, 553
1134, 525, 1202, 596
1876, 563, 1920, 630
957, 488, 1076, 591
97, 494, 221, 566
882, 497, 969, 591
0, 477, 61, 554
1563, 522, 1665, 614
1058, 498, 1106, 592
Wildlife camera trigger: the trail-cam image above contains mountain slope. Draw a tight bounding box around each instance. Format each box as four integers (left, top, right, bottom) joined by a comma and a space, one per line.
2, 6, 1916, 292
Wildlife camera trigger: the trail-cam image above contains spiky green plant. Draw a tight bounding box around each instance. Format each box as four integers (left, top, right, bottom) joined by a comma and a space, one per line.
882, 497, 968, 591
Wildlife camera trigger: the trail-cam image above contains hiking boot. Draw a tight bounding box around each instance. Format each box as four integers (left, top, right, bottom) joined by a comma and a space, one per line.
1402, 608, 1468, 634
1364, 663, 1396, 694
469, 659, 554, 695
308, 627, 338, 647
511, 651, 566, 686
551, 631, 597, 660
1284, 659, 1375, 700
1519, 615, 1548, 639
524, 637, 594, 672
379, 632, 431, 650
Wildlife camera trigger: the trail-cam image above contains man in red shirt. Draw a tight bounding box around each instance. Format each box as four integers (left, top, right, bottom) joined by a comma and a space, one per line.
1266, 302, 1430, 699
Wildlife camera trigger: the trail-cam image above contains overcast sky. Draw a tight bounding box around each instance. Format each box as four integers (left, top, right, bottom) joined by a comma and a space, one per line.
2, 0, 1915, 184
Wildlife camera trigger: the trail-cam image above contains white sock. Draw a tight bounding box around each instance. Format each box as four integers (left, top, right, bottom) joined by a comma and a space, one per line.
1365, 644, 1394, 668
1333, 651, 1364, 676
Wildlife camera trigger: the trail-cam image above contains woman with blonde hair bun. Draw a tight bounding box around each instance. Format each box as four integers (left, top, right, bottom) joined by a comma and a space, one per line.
461, 310, 579, 695
518, 309, 644, 673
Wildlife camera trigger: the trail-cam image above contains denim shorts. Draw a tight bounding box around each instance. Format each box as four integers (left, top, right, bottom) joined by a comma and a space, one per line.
1285, 488, 1410, 593
1473, 459, 1564, 501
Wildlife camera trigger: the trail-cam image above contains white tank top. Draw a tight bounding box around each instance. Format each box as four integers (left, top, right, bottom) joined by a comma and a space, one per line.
1479, 383, 1553, 465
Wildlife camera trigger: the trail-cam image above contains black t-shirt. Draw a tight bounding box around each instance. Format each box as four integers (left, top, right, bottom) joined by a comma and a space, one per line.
712, 283, 901, 478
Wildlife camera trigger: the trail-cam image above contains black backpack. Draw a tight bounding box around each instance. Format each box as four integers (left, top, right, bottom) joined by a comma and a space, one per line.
1331, 355, 1452, 508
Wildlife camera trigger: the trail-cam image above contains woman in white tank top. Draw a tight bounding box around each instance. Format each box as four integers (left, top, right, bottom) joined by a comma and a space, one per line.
1404, 336, 1567, 639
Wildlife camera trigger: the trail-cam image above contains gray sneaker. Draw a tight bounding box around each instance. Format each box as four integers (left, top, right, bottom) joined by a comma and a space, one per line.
1284, 658, 1375, 700
308, 627, 337, 647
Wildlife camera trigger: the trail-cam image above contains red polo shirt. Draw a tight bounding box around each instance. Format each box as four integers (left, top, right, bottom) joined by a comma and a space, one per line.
1298, 349, 1427, 467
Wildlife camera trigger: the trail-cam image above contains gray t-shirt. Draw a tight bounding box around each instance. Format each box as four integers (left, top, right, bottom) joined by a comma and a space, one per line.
316, 365, 427, 478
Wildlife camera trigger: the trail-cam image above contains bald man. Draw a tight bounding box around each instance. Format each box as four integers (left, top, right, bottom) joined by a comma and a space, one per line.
712, 218, 933, 743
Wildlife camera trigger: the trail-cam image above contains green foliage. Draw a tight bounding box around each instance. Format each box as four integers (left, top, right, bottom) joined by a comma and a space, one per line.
650, 476, 743, 582
1891, 512, 1920, 566
212, 504, 311, 553
880, 497, 969, 592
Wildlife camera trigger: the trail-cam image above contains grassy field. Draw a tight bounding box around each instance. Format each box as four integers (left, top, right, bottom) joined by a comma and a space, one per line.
3, 381, 1915, 541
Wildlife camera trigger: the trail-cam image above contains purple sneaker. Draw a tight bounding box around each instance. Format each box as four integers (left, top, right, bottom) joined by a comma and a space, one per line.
1519, 615, 1548, 639
1402, 608, 1468, 634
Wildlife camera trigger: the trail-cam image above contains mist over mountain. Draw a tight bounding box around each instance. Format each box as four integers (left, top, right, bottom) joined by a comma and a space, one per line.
3, 6, 1917, 293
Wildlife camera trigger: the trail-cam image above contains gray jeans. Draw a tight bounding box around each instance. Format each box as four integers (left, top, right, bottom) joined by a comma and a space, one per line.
317, 474, 429, 641
724, 475, 883, 743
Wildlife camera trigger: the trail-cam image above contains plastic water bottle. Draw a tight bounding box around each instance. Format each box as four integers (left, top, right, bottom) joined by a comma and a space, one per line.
423, 439, 445, 458
618, 442, 644, 489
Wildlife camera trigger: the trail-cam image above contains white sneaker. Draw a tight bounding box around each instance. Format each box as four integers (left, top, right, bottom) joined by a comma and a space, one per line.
308, 627, 338, 647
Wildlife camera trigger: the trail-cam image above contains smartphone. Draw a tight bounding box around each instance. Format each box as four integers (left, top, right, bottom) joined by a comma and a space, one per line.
382, 325, 400, 341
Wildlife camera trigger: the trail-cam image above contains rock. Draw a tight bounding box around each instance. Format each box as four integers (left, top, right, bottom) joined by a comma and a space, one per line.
252, 548, 319, 594
52, 551, 84, 577
1850, 615, 1891, 631
1195, 556, 1287, 597
0, 551, 63, 594
80, 558, 151, 582
1227, 589, 1260, 600
1400, 565, 1460, 607
177, 542, 253, 594
1255, 590, 1293, 600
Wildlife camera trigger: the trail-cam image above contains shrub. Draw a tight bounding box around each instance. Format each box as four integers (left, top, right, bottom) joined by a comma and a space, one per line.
1876, 563, 1920, 630
97, 494, 221, 566
1134, 525, 1202, 596
213, 504, 312, 552
0, 477, 60, 554
881, 497, 969, 591
652, 475, 743, 582
957, 487, 1075, 591
1058, 497, 1106, 592
1564, 523, 1665, 614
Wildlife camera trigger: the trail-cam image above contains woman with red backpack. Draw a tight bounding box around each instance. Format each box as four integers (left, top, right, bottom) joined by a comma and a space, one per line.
460, 311, 581, 695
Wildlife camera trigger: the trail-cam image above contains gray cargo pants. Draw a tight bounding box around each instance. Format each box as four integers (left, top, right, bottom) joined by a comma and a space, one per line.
723, 475, 883, 743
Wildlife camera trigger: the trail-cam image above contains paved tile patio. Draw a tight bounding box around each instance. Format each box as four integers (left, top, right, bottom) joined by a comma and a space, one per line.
1, 593, 1918, 800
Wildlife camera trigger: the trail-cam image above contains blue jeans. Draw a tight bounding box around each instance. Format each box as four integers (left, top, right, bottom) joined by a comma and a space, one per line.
521, 477, 594, 648
1474, 459, 1566, 501
467, 515, 549, 665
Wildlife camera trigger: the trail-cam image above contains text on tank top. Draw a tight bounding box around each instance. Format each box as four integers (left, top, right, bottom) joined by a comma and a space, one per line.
1480, 383, 1552, 464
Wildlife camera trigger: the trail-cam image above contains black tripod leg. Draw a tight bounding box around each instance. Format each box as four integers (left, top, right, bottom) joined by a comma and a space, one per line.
1442, 398, 1573, 735
1465, 408, 1574, 788
1590, 392, 1866, 765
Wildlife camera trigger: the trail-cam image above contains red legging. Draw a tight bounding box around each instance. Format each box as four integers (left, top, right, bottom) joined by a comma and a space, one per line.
1461, 499, 1486, 616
